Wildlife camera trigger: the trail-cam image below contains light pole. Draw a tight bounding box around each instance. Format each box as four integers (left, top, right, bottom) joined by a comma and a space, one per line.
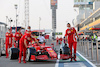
39, 17, 41, 35
6, 16, 8, 25
14, 4, 18, 32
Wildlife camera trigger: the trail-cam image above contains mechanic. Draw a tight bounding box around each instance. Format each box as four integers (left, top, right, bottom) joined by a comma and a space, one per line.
5, 28, 13, 58
56, 37, 59, 45
14, 28, 23, 48
24, 26, 31, 34
37, 32, 45, 44
19, 32, 41, 63
60, 37, 63, 44
65, 23, 78, 61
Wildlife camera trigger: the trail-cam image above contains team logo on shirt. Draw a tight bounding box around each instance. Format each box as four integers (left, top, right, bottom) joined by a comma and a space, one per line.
16, 34, 19, 37
29, 32, 31, 34
71, 30, 73, 32
27, 32, 31, 34
19, 34, 21, 36
9, 34, 11, 36
68, 31, 71, 33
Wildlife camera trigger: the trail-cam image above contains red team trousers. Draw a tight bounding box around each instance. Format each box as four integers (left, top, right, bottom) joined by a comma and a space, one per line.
6, 44, 12, 57
68, 41, 77, 58
19, 41, 27, 61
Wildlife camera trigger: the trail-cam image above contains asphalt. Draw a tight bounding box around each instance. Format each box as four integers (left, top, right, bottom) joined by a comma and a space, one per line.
0, 56, 56, 67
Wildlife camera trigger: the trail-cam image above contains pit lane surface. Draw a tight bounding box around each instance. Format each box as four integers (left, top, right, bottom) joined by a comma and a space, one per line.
0, 56, 56, 67
0, 40, 96, 67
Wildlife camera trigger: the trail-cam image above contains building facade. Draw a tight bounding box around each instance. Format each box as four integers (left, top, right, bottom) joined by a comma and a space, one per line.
73, 0, 100, 33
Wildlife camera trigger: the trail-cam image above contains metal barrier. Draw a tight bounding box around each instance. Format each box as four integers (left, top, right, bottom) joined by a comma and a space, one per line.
91, 40, 94, 61
95, 41, 100, 65
87, 41, 89, 57
77, 40, 100, 66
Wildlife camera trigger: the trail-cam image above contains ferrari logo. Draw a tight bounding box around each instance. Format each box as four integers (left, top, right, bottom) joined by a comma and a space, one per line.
71, 30, 73, 32
29, 32, 31, 34
9, 34, 11, 36
19, 34, 21, 36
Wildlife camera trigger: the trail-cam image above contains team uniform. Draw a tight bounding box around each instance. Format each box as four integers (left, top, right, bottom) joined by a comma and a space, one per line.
65, 27, 77, 59
24, 30, 31, 34
14, 32, 23, 48
19, 34, 36, 63
56, 37, 59, 45
5, 32, 13, 58
60, 37, 63, 44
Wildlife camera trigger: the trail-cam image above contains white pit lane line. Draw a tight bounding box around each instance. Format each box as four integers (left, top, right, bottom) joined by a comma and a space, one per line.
55, 52, 96, 67
55, 54, 60, 67
77, 51, 96, 67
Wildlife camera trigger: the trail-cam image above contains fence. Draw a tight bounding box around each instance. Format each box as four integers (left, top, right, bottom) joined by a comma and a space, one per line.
77, 40, 100, 65
0, 22, 7, 57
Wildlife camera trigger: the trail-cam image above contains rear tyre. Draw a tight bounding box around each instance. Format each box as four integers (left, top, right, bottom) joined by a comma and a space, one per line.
9, 48, 19, 60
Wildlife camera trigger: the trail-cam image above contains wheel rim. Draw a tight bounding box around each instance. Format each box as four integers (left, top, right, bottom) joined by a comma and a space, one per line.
26, 49, 30, 61
9, 48, 12, 59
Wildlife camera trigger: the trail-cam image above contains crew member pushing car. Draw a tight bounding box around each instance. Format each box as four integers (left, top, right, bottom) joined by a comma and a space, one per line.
65, 23, 78, 61
24, 26, 31, 34
5, 28, 13, 58
19, 32, 41, 63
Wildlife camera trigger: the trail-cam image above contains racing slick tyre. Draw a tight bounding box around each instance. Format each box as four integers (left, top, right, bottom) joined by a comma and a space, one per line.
26, 47, 36, 62
9, 48, 19, 60
61, 45, 71, 55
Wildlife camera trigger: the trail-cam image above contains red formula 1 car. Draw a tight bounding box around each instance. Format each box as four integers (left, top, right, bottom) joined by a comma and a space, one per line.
9, 42, 58, 61
60, 43, 75, 60
26, 43, 58, 61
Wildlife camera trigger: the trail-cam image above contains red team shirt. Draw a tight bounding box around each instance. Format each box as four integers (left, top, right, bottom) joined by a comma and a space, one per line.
14, 32, 23, 41
24, 30, 31, 34
5, 32, 13, 44
65, 27, 76, 43
20, 34, 36, 46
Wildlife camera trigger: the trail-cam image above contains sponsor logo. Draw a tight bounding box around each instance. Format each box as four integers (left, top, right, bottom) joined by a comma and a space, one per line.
67, 31, 71, 33
19, 34, 21, 36
71, 30, 73, 32
9, 34, 11, 36
50, 50, 53, 52
16, 34, 19, 37
47, 48, 52, 50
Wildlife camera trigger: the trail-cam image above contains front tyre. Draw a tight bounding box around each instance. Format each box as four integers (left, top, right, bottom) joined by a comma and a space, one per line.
26, 48, 31, 62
